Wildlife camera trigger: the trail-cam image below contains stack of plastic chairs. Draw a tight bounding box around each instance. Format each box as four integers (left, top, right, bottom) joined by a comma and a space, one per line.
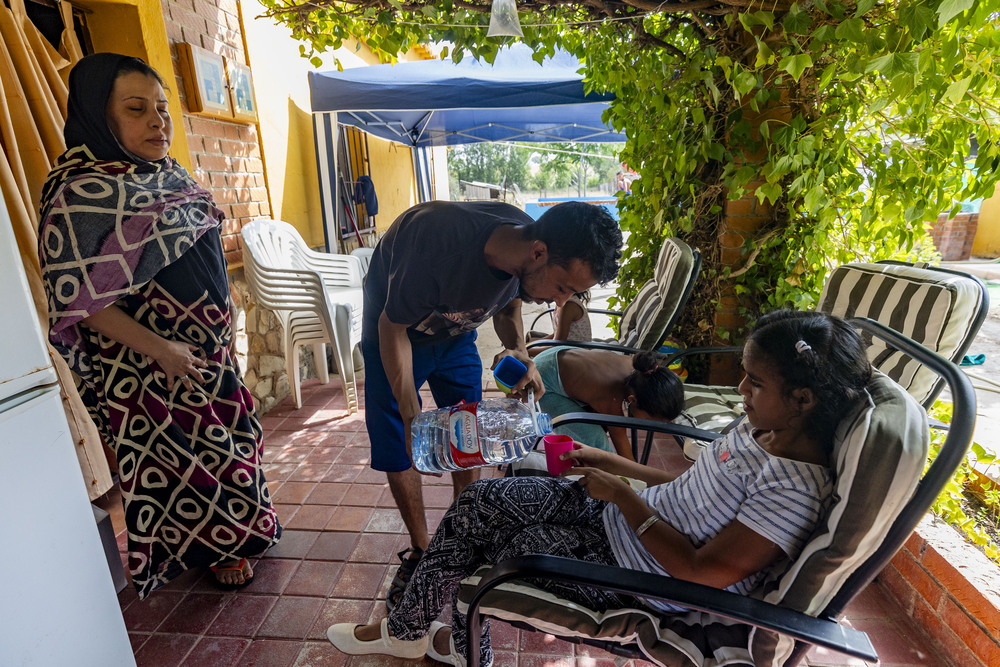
350, 247, 374, 276
241, 219, 364, 412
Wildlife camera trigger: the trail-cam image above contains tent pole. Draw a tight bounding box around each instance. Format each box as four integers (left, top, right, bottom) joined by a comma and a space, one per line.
362, 132, 374, 231
412, 149, 423, 203
312, 112, 340, 253
332, 120, 342, 252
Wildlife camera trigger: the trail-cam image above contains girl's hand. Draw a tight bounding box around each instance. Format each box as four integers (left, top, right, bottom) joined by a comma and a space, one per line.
570, 466, 632, 503
561, 442, 614, 469
154, 340, 209, 392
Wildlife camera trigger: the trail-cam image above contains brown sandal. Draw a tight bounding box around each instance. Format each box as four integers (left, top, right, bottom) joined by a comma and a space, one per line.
210, 557, 254, 591
385, 547, 423, 611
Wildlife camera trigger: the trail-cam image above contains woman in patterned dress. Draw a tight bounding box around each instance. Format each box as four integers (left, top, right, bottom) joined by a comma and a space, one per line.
38, 53, 281, 598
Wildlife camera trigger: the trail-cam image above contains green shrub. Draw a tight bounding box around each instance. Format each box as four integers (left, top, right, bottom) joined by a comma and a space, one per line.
928, 401, 1000, 563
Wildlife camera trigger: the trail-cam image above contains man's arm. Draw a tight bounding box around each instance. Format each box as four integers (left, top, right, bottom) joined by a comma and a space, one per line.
492, 298, 527, 353
492, 298, 544, 397
378, 310, 421, 460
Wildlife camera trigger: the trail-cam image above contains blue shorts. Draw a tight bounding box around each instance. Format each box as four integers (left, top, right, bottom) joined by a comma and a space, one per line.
362, 331, 483, 472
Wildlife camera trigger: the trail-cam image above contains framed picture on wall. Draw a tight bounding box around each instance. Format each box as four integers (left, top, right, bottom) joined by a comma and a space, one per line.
227, 60, 258, 123
177, 42, 232, 119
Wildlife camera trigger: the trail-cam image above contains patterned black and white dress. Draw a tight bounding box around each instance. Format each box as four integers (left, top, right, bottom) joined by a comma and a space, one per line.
39, 146, 281, 598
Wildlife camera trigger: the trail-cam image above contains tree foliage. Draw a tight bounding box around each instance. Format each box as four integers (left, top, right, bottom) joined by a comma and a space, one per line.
447, 142, 622, 198
261, 0, 1000, 346
448, 143, 533, 191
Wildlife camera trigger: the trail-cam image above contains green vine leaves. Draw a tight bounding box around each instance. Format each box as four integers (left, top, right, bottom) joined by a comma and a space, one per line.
263, 0, 1000, 347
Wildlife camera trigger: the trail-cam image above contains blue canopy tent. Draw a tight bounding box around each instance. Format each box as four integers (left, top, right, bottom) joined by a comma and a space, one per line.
307, 45, 624, 249
308, 45, 623, 147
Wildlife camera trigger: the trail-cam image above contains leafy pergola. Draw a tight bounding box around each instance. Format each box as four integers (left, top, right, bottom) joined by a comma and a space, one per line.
264, 0, 768, 54
261, 0, 1000, 357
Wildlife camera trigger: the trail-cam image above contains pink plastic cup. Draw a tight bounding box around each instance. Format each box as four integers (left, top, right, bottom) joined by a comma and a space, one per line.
544, 434, 576, 476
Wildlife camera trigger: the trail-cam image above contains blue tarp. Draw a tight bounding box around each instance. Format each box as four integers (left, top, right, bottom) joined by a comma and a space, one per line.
307, 46, 624, 147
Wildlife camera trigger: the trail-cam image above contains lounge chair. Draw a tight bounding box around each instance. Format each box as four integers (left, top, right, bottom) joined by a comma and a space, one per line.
679, 260, 988, 458
527, 236, 701, 354
459, 317, 975, 667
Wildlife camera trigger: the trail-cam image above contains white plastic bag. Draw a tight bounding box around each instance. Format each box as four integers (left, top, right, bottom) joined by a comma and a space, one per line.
487, 0, 523, 37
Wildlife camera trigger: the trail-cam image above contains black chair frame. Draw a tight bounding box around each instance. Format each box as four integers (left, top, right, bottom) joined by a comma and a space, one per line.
466, 317, 976, 667
662, 261, 989, 411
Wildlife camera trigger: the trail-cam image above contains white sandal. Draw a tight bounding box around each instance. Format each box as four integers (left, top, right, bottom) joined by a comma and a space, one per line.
425, 621, 492, 667
327, 618, 428, 659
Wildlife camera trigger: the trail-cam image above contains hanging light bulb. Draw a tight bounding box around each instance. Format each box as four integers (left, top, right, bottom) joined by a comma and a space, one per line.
487, 0, 523, 37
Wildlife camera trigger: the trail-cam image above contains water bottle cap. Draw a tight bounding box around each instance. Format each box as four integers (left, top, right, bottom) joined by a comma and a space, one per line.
534, 410, 552, 435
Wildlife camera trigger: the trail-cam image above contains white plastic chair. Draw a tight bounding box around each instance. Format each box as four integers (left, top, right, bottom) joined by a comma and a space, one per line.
241, 219, 364, 412
350, 247, 374, 276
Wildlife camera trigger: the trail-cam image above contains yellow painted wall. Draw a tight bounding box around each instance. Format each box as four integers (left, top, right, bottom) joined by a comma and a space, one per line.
972, 185, 1000, 259
74, 0, 192, 171
367, 136, 417, 231
240, 0, 423, 247
78, 0, 433, 246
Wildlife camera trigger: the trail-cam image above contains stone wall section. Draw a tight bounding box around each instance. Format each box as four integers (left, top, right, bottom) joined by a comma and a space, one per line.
160, 0, 290, 413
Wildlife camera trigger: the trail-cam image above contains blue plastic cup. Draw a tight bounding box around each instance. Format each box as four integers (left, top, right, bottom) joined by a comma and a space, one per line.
493, 356, 527, 393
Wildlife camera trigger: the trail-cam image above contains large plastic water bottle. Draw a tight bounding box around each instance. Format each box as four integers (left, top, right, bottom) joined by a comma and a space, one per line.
411, 398, 553, 472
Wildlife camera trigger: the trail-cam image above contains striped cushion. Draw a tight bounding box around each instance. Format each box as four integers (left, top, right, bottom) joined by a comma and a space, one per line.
457, 372, 928, 667
751, 371, 928, 664
677, 385, 744, 460
456, 572, 753, 666
618, 238, 696, 351
818, 262, 983, 406
619, 281, 662, 349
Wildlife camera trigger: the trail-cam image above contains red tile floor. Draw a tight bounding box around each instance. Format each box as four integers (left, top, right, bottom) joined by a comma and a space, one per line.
97, 377, 952, 667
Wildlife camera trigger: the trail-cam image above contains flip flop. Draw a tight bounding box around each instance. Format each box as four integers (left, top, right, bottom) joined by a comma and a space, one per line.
385, 546, 423, 611
961, 353, 986, 366
210, 557, 254, 591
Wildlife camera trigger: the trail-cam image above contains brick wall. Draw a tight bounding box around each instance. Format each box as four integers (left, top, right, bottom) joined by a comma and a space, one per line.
928, 212, 979, 261
877, 514, 1000, 667
160, 0, 290, 411
161, 0, 270, 268
710, 190, 769, 385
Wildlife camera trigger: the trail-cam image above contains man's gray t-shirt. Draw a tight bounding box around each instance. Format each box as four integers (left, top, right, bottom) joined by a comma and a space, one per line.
362, 201, 533, 346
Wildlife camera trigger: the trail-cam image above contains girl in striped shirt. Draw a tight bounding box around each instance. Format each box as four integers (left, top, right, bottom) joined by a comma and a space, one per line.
328, 310, 872, 667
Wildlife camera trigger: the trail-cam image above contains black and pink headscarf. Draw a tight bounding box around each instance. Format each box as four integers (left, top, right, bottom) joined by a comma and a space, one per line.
38, 53, 224, 387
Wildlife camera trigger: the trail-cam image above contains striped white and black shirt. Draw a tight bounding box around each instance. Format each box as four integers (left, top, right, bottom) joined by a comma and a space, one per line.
603, 419, 832, 612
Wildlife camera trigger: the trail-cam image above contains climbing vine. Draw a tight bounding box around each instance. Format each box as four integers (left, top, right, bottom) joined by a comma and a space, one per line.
259, 0, 1000, 347
928, 401, 1000, 564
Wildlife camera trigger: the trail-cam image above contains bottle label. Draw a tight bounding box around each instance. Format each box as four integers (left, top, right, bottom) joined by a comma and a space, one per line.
448, 402, 486, 468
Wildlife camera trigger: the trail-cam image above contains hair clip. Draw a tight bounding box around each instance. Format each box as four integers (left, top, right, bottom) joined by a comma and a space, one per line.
795, 340, 812, 354
644, 367, 658, 375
